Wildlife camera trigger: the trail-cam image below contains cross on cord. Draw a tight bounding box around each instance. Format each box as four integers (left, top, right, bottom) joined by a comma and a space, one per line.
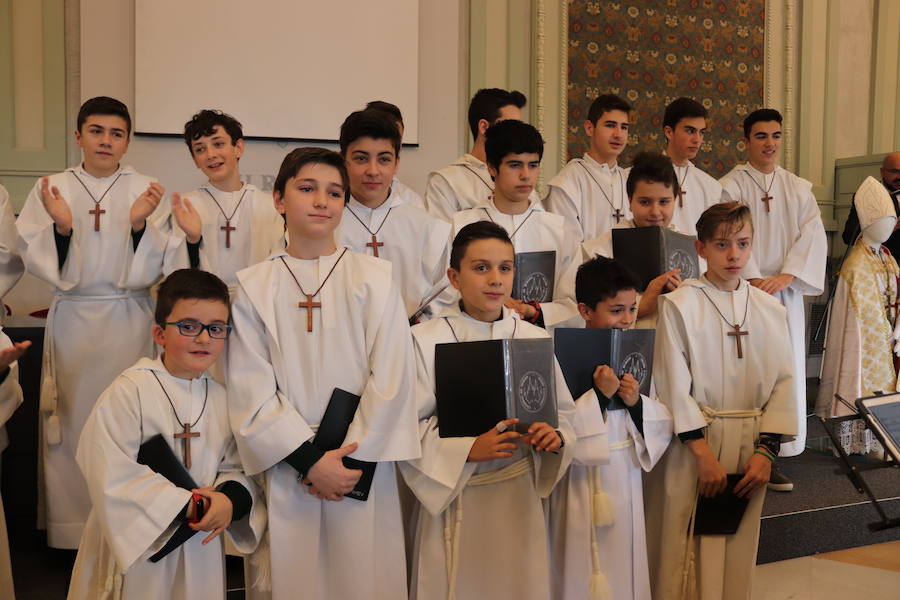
174, 423, 201, 469
221, 221, 236, 249
366, 234, 384, 258
678, 188, 686, 208
298, 294, 322, 332
727, 323, 749, 359
613, 208, 624, 223
89, 205, 106, 232
761, 193, 773, 213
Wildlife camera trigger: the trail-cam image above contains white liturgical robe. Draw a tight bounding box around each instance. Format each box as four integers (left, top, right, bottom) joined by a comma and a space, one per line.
336, 190, 452, 319
166, 183, 284, 290
452, 198, 581, 329
67, 358, 265, 600
16, 164, 169, 548
227, 248, 420, 599
399, 304, 582, 600
424, 154, 540, 222
548, 388, 672, 600
0, 330, 23, 599
545, 154, 631, 241
392, 176, 425, 210
0, 186, 24, 302
644, 277, 797, 600
670, 162, 731, 236
720, 164, 827, 455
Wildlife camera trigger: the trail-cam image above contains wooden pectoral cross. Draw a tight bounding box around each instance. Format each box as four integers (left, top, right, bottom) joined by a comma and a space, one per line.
221, 220, 236, 248
761, 193, 773, 213
174, 423, 200, 469
366, 234, 384, 257
89, 204, 105, 232
298, 294, 322, 332
727, 323, 749, 359
678, 188, 686, 208
613, 208, 624, 223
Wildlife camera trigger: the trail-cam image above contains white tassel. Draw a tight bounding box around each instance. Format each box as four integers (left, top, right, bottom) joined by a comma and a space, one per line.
589, 569, 613, 600
250, 531, 272, 592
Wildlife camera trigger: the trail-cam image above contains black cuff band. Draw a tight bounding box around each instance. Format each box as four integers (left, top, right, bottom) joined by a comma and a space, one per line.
187, 237, 202, 269
216, 480, 253, 522
678, 428, 705, 443
284, 441, 325, 479
131, 226, 145, 252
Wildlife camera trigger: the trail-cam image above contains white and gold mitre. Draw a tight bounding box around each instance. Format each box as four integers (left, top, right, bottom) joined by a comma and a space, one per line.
854, 176, 895, 230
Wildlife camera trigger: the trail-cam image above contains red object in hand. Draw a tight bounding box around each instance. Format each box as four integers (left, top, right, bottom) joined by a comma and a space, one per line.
188, 493, 205, 524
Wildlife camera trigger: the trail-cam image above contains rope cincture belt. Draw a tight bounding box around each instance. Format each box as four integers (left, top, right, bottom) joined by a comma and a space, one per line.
443, 455, 532, 600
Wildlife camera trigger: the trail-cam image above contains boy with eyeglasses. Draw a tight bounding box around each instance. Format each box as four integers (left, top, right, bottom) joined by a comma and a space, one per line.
68, 269, 265, 599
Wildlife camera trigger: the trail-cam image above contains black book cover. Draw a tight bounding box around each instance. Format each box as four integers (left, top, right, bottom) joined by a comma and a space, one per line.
313, 388, 376, 502
435, 338, 557, 437
694, 474, 750, 535
612, 226, 699, 291
513, 251, 556, 303
553, 328, 655, 399
136, 434, 199, 562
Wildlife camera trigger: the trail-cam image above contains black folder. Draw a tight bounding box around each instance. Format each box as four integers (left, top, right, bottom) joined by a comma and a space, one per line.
313, 388, 377, 501
612, 226, 699, 291
694, 474, 750, 535
553, 328, 655, 399
513, 251, 556, 303
136, 434, 199, 562
435, 338, 558, 437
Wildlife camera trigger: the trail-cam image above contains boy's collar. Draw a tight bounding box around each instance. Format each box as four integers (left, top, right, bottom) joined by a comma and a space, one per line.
131, 356, 212, 381
348, 187, 404, 212
691, 274, 748, 293
69, 164, 134, 179
582, 152, 618, 171
200, 181, 254, 195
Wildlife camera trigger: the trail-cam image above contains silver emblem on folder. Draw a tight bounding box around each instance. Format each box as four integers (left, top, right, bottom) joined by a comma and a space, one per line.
519, 371, 549, 413
522, 272, 551, 303
668, 249, 697, 279
621, 352, 649, 388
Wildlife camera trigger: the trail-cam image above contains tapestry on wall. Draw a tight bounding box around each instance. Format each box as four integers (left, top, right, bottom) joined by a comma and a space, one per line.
567, 0, 766, 178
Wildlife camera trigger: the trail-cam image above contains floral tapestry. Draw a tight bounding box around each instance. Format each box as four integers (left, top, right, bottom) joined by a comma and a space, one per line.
566, 0, 766, 178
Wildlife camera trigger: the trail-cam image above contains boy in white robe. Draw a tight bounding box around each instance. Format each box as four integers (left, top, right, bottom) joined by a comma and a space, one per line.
168, 109, 285, 294
399, 221, 582, 600
548, 256, 672, 600
582, 152, 705, 329
661, 97, 732, 235
545, 94, 632, 241
644, 202, 798, 600
335, 110, 452, 321
0, 184, 24, 304
16, 96, 171, 548
425, 88, 532, 221
719, 109, 827, 484
68, 269, 264, 600
227, 148, 420, 599
452, 120, 580, 329
365, 100, 425, 210
0, 332, 30, 599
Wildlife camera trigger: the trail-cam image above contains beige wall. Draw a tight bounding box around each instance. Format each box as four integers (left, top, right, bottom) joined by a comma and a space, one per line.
78, 0, 468, 197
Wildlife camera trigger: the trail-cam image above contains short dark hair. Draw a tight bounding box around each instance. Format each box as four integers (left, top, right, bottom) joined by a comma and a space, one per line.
449, 221, 513, 270
663, 97, 707, 130
183, 109, 244, 153
695, 201, 753, 242
365, 100, 403, 126
742, 108, 783, 138
467, 88, 527, 139
273, 147, 350, 204
576, 256, 642, 308
77, 96, 132, 135
339, 109, 401, 156
484, 120, 544, 170
626, 152, 680, 199
586, 94, 631, 125
155, 269, 230, 326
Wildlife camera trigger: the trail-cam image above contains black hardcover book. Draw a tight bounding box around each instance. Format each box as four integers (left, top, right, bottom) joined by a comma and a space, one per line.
136, 434, 199, 562
694, 474, 750, 535
435, 338, 558, 437
513, 251, 556, 303
612, 226, 700, 291
313, 388, 377, 502
553, 328, 655, 399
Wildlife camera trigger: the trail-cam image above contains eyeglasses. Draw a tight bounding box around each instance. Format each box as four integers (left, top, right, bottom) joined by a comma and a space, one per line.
163, 319, 232, 339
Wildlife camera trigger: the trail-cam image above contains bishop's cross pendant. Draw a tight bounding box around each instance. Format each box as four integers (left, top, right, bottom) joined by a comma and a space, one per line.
366, 234, 384, 257
174, 423, 200, 469
727, 323, 749, 359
